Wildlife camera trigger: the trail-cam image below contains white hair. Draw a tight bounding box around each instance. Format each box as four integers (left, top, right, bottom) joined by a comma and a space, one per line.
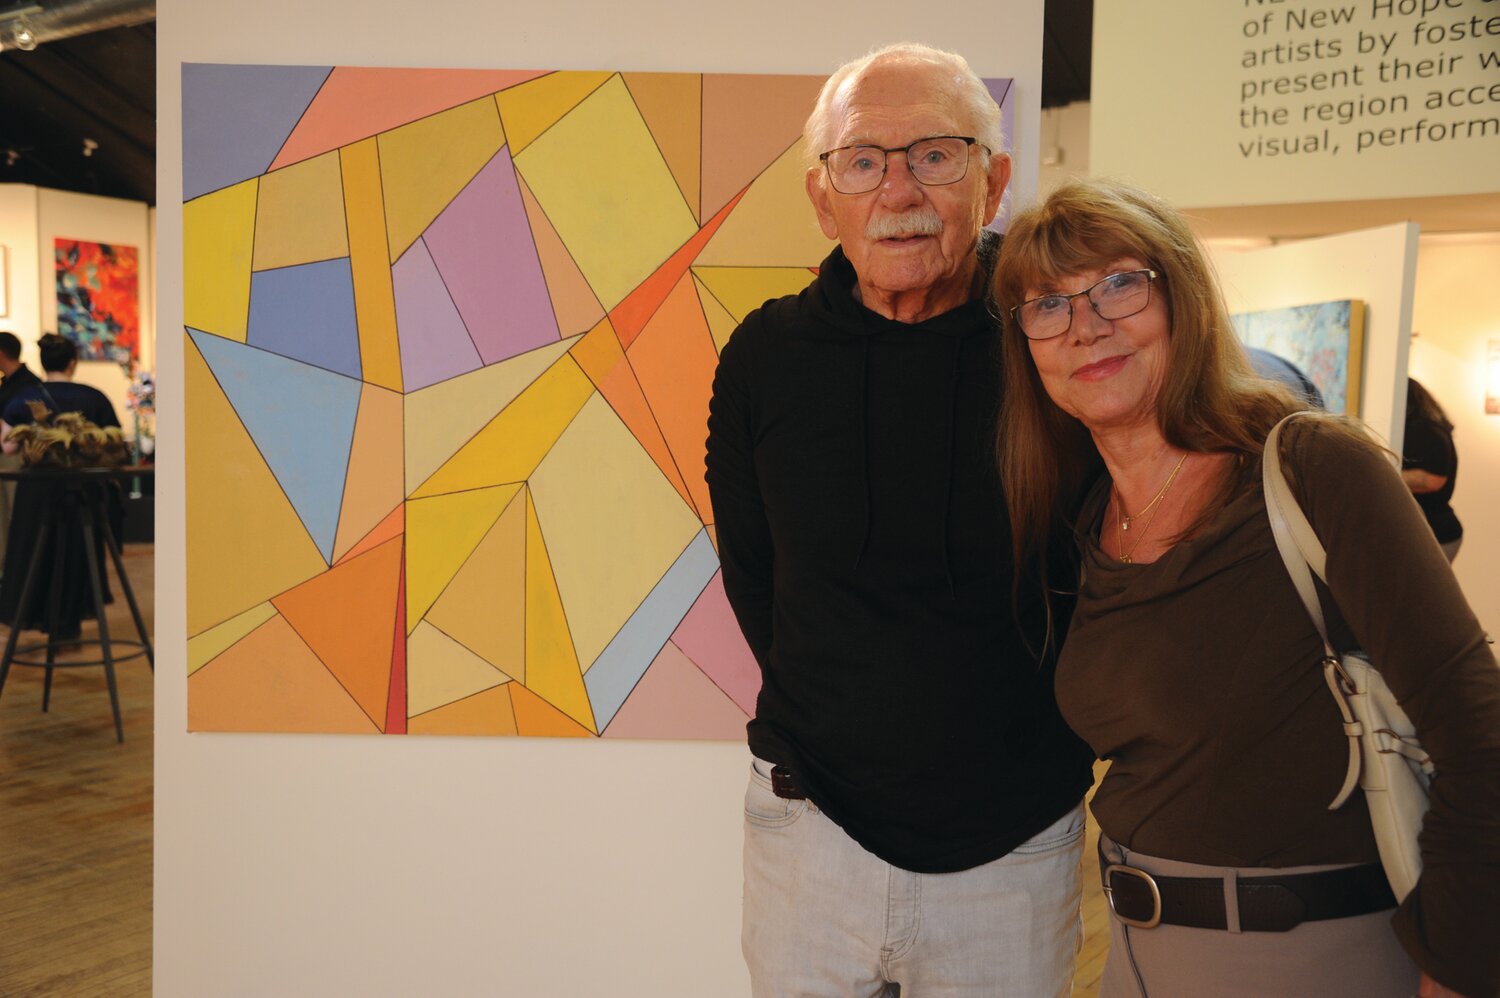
802, 42, 1006, 170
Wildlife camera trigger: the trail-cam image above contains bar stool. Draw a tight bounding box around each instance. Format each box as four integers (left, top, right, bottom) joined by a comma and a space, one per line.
0, 467, 154, 742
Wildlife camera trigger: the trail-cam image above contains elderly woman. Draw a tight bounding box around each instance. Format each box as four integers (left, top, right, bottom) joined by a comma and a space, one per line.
992, 180, 1500, 998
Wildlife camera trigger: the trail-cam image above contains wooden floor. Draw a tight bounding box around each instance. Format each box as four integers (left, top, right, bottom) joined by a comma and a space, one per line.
0, 544, 1116, 996
0, 544, 154, 998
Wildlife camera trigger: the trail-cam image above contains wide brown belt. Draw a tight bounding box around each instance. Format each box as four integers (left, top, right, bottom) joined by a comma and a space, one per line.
1100, 847, 1396, 932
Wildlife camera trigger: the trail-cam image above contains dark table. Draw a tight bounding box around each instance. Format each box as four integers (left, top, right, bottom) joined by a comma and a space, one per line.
0, 465, 154, 741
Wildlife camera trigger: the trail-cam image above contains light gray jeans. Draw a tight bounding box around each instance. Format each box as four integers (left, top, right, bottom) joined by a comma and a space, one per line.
742, 757, 1086, 998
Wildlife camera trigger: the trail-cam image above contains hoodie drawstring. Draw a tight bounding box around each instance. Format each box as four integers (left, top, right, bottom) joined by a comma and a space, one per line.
938, 337, 962, 596
852, 335, 873, 571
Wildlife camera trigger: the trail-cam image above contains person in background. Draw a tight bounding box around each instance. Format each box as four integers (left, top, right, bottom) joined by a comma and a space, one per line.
706, 42, 1094, 997
993, 178, 1500, 998
0, 333, 122, 640
0, 331, 42, 566
0, 332, 42, 412
1402, 377, 1462, 562
1247, 346, 1325, 408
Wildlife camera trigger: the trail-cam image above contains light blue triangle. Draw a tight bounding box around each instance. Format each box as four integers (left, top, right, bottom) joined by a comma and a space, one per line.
189, 328, 360, 564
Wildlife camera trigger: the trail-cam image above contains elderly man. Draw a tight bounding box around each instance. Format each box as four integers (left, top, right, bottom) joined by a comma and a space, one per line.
706, 43, 1095, 997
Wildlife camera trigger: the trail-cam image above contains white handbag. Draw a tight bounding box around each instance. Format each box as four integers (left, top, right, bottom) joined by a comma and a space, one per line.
1263, 413, 1434, 903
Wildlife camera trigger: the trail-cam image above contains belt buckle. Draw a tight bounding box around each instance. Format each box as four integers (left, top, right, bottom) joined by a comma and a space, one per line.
1103, 863, 1162, 929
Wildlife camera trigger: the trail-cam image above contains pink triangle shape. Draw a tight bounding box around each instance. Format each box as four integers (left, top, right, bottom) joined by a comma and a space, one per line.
269, 66, 550, 171
602, 641, 749, 740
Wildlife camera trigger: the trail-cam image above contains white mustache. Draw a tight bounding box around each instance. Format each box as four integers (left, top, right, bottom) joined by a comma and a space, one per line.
865, 208, 943, 241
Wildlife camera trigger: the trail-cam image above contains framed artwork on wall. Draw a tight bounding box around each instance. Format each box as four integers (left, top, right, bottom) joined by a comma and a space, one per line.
55, 237, 140, 365
1231, 299, 1366, 415
180, 62, 1015, 741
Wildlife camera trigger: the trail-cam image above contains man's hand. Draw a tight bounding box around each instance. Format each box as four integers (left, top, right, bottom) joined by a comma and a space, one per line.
1401, 468, 1448, 495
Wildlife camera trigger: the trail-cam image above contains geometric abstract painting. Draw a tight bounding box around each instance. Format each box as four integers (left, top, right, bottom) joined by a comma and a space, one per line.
182, 64, 1013, 739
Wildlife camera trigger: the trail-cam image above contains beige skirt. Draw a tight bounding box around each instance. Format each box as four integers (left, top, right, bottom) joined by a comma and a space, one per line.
1098, 833, 1419, 998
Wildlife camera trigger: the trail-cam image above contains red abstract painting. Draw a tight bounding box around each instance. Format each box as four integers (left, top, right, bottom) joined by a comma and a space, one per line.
56, 238, 140, 364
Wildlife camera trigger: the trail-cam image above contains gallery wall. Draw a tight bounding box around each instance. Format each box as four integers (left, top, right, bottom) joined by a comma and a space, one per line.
0, 183, 154, 418
1409, 232, 1500, 633
1091, 0, 1500, 208
154, 2, 1047, 994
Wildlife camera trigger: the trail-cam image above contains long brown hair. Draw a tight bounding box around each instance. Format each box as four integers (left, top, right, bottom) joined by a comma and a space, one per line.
992, 179, 1306, 577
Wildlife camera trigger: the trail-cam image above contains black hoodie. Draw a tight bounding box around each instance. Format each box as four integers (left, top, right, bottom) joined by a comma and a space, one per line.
705, 235, 1094, 873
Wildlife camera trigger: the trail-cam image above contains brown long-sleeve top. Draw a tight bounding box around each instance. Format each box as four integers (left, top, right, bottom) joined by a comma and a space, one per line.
1057, 418, 1500, 997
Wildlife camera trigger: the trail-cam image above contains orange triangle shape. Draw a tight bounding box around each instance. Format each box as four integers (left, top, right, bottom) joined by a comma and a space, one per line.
568, 315, 626, 385
608, 188, 747, 349
516, 171, 605, 338
336, 502, 404, 566
624, 271, 719, 521
510, 682, 594, 738
408, 682, 518, 736
272, 535, 404, 728
188, 615, 380, 734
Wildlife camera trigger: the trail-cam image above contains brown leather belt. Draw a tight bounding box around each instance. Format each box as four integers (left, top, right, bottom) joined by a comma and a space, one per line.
1100, 848, 1396, 932
769, 765, 805, 800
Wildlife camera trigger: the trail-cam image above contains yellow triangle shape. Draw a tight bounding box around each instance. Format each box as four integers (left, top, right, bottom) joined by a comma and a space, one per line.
695, 137, 834, 267
426, 488, 527, 685
378, 96, 505, 263
524, 489, 597, 733
495, 71, 614, 154
405, 483, 523, 632
403, 335, 580, 495
622, 72, 702, 224
407, 621, 512, 717
187, 602, 278, 675
410, 355, 593, 498
690, 266, 819, 324
693, 275, 741, 355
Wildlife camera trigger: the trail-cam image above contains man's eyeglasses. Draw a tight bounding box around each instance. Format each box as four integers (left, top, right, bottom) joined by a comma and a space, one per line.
1011, 270, 1159, 341
818, 136, 980, 196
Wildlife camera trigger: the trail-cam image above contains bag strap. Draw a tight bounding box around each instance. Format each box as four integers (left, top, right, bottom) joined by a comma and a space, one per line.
1263, 414, 1333, 640
1262, 412, 1362, 810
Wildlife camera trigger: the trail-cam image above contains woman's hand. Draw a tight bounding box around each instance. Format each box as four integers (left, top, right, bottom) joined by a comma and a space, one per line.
1419, 972, 1468, 997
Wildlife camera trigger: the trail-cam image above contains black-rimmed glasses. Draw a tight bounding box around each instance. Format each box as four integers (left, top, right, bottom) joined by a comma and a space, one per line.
818, 136, 980, 195
1011, 270, 1159, 341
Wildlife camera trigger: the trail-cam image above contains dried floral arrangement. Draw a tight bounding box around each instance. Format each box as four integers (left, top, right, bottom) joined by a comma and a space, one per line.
8, 402, 129, 468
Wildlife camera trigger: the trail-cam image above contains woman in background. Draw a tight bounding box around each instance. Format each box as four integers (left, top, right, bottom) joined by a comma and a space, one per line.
1402, 377, 1463, 561
992, 179, 1500, 997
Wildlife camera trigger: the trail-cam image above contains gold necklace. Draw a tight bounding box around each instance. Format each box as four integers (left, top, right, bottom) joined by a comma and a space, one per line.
1114, 452, 1190, 564
1117, 451, 1189, 532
